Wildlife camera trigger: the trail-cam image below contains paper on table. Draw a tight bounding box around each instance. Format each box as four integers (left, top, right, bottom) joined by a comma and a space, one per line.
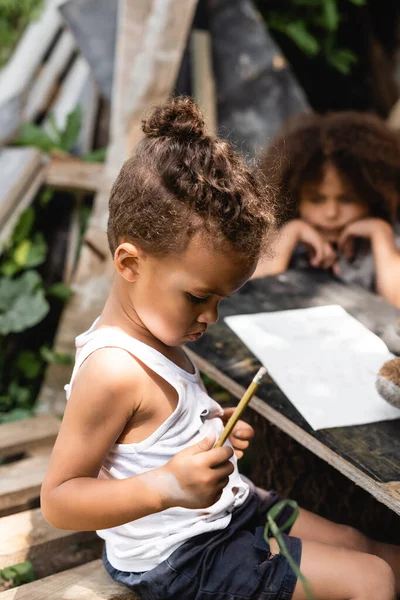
225, 305, 400, 430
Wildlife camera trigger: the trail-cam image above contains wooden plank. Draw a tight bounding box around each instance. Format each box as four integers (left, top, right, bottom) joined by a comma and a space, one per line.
45, 158, 103, 193
0, 416, 59, 458
0, 455, 49, 512
43, 56, 91, 137
0, 166, 46, 253
60, 0, 117, 101
0, 0, 63, 144
0, 148, 43, 229
108, 0, 198, 174
37, 0, 198, 414
191, 29, 217, 132
0, 559, 137, 599
186, 269, 400, 515
0, 508, 95, 568
187, 347, 400, 516
24, 29, 77, 121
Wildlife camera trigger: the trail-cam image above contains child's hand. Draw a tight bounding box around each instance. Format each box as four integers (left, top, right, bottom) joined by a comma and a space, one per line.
158, 435, 234, 510
295, 220, 337, 269
338, 218, 393, 259
222, 407, 255, 458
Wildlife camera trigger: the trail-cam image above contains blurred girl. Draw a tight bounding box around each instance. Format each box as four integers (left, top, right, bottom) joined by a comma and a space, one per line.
254, 111, 400, 307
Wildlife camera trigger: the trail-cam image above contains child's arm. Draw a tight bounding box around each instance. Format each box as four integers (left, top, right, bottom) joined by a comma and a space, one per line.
338, 218, 400, 308
41, 348, 234, 531
252, 219, 336, 278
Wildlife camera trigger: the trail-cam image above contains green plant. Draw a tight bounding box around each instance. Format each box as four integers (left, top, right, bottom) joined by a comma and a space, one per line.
265, 500, 315, 599
0, 561, 37, 587
0, 0, 44, 68
0, 202, 73, 423
258, 0, 367, 75
13, 105, 107, 162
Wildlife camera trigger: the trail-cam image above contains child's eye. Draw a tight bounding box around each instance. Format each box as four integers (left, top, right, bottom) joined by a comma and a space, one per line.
187, 293, 209, 304
309, 195, 325, 204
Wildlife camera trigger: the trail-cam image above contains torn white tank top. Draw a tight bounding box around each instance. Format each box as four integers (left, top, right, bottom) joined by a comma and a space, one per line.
65, 318, 249, 573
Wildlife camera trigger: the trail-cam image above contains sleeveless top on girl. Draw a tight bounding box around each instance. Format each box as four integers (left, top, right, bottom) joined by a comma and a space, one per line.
64, 318, 249, 573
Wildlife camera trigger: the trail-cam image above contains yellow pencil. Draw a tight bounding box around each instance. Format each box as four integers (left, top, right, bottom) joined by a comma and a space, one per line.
215, 367, 268, 447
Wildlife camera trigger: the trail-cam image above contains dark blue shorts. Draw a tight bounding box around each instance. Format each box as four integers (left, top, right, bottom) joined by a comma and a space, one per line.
103, 482, 302, 600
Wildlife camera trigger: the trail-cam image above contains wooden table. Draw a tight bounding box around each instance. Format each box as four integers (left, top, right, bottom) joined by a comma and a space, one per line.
186, 269, 400, 517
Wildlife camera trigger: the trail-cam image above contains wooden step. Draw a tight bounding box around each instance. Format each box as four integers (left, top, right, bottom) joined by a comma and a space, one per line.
0, 508, 95, 568
0, 455, 50, 514
0, 415, 60, 458
0, 559, 138, 599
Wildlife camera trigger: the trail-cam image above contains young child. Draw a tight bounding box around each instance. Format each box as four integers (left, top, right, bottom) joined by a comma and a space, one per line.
41, 98, 399, 600
253, 111, 400, 308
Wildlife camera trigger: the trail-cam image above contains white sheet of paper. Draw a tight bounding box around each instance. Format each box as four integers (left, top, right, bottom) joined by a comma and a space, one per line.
225, 305, 400, 430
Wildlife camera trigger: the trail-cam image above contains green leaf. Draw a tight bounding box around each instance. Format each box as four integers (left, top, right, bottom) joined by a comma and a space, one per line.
0, 407, 34, 424
0, 271, 49, 335
348, 0, 366, 4
12, 232, 47, 269
82, 147, 107, 163
11, 207, 35, 246
0, 396, 12, 412
8, 381, 32, 407
59, 105, 82, 151
0, 561, 37, 586
282, 21, 320, 56
321, 0, 339, 31
47, 282, 73, 302
326, 47, 357, 74
40, 346, 74, 365
0, 259, 20, 277
48, 113, 62, 144
39, 187, 54, 207
13, 123, 55, 153
16, 351, 42, 379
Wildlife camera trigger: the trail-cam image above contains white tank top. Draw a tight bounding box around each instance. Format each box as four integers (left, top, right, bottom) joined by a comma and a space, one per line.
65, 319, 249, 572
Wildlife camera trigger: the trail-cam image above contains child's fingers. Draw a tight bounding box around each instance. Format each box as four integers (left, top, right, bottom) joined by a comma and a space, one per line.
232, 425, 255, 440
232, 439, 249, 452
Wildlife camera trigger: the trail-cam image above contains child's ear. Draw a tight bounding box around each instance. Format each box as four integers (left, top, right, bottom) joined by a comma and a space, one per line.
114, 243, 143, 282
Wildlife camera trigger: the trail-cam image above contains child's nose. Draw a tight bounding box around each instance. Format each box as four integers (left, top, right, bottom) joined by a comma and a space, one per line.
198, 305, 219, 325
325, 199, 340, 219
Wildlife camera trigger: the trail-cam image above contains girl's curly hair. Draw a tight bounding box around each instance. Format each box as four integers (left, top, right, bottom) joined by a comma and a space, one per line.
259, 111, 400, 225
107, 96, 276, 262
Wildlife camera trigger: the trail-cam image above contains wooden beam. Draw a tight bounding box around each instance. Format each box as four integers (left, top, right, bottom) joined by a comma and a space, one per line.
186, 347, 400, 516
0, 455, 49, 513
0, 0, 63, 144
0, 148, 44, 230
23, 29, 77, 121
0, 559, 137, 599
45, 158, 104, 193
0, 416, 60, 459
0, 508, 95, 569
191, 29, 217, 133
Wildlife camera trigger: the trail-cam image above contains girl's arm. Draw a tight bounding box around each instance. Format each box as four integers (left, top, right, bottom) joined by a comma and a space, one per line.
41, 347, 233, 531
253, 219, 336, 278
339, 218, 400, 308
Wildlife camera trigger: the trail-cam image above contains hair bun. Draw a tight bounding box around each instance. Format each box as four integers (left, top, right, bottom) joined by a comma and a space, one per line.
142, 96, 206, 140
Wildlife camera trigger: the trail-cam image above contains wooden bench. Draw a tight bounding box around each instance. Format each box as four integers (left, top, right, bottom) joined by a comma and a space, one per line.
188, 268, 400, 537
0, 415, 138, 599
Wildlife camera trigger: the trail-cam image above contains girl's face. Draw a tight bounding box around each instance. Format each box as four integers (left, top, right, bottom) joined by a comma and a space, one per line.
298, 162, 369, 244
121, 233, 256, 348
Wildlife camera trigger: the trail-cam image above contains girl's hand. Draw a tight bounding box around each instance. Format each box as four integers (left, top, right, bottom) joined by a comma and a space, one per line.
295, 220, 337, 269
222, 407, 255, 459
338, 218, 393, 259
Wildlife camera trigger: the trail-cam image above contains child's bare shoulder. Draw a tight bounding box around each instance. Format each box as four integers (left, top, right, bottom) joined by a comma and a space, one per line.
70, 346, 149, 416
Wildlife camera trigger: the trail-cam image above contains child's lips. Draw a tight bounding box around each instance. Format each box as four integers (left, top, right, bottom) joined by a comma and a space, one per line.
188, 329, 206, 341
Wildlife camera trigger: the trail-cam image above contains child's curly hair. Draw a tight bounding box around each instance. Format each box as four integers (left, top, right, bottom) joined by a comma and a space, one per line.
259, 111, 400, 225
107, 97, 276, 263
